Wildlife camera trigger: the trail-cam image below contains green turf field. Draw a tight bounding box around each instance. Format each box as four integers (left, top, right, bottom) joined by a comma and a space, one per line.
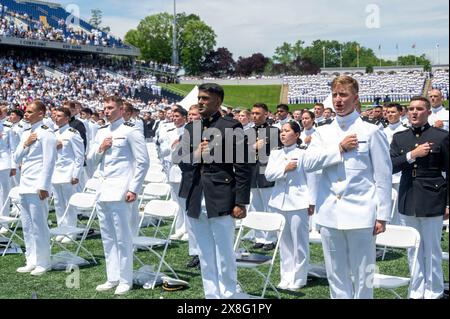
0, 211, 447, 299
163, 84, 283, 112
164, 84, 449, 112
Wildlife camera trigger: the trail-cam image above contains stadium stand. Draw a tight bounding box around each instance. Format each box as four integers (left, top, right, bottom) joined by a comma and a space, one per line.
285, 71, 429, 104
0, 0, 125, 48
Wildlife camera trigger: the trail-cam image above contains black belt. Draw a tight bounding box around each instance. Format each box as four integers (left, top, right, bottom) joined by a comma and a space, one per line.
412, 170, 443, 178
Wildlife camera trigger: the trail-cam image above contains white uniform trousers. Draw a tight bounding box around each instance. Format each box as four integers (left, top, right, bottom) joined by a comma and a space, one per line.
320, 226, 375, 299
96, 201, 134, 285
189, 210, 236, 299
0, 170, 11, 217
249, 188, 277, 244
52, 183, 78, 228
170, 182, 198, 255
399, 214, 444, 299
274, 208, 310, 287
170, 182, 186, 236
390, 183, 401, 225
11, 170, 20, 187
19, 194, 51, 268
129, 200, 140, 237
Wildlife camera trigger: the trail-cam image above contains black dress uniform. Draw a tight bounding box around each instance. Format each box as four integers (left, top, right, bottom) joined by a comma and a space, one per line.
176, 111, 251, 218
390, 123, 449, 299
249, 122, 281, 189
390, 123, 448, 217
248, 122, 281, 248
174, 111, 251, 298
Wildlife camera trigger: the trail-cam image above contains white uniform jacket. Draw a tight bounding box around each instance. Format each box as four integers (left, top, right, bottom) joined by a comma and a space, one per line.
14, 120, 57, 194
428, 106, 449, 131
160, 125, 185, 183
265, 144, 319, 211
88, 118, 149, 202
0, 119, 14, 171
302, 110, 392, 230
383, 122, 408, 184
52, 124, 85, 184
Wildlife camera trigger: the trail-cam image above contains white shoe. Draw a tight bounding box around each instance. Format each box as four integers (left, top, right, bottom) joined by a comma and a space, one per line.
180, 233, 189, 241
286, 284, 305, 291
114, 283, 132, 295
169, 232, 183, 240
61, 237, 74, 244
17, 265, 36, 273
276, 281, 289, 290
96, 281, 119, 292
0, 226, 9, 235
30, 266, 50, 276
55, 235, 64, 242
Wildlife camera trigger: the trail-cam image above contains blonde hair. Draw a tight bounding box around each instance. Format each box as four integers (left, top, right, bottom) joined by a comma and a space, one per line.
331, 75, 359, 95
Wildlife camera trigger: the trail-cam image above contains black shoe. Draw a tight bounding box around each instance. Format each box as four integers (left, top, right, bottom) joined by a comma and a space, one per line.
253, 243, 264, 249
263, 243, 276, 251
186, 255, 200, 268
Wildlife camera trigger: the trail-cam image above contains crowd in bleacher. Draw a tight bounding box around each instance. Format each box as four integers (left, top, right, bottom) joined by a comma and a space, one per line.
0, 53, 166, 113
432, 70, 449, 99
0, 3, 126, 48
285, 71, 429, 104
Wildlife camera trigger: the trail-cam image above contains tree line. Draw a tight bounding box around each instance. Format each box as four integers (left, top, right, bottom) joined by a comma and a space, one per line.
122, 12, 432, 76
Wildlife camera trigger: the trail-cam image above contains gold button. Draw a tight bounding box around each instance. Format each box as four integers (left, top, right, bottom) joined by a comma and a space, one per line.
415, 144, 419, 147
416, 134, 420, 138
414, 164, 418, 168
225, 179, 229, 182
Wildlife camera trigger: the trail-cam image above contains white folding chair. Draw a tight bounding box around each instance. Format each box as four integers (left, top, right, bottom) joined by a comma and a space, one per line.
443, 219, 449, 233
144, 171, 167, 184
0, 187, 23, 256
137, 183, 172, 232
138, 183, 171, 205
234, 211, 285, 298
133, 200, 180, 289
83, 178, 101, 194
50, 192, 98, 264
374, 225, 421, 298
381, 188, 399, 260
148, 164, 164, 173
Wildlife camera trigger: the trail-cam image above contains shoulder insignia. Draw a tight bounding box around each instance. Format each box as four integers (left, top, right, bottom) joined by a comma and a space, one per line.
18, 124, 23, 128
393, 129, 409, 137
166, 128, 176, 132
54, 129, 59, 132
124, 122, 135, 127
402, 124, 409, 128
3, 123, 12, 128
24, 127, 31, 131
69, 128, 78, 134
99, 125, 110, 129
221, 116, 237, 123
41, 125, 49, 130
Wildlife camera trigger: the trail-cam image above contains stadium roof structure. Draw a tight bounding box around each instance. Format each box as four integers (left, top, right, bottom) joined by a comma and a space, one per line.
0, 0, 140, 57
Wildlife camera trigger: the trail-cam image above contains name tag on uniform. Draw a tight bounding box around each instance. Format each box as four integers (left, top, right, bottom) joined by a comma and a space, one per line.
358, 141, 367, 144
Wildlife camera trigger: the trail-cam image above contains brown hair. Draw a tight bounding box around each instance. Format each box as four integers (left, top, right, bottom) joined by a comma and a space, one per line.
104, 96, 124, 107
410, 96, 431, 110
30, 100, 46, 113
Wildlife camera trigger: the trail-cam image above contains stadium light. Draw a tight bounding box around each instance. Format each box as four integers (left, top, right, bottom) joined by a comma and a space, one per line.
172, 0, 179, 68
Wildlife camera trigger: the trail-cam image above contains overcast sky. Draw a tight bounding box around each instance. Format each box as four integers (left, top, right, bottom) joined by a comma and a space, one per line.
57, 0, 449, 64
